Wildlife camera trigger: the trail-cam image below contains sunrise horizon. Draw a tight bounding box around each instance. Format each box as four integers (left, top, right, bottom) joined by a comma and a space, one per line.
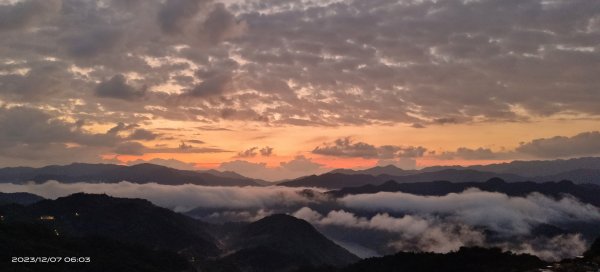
3, 1, 600, 271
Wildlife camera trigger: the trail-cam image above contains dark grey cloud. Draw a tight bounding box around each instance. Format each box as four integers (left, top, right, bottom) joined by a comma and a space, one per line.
186, 72, 231, 97
516, 131, 600, 158
146, 143, 230, 154
158, 0, 205, 34
0, 61, 73, 101
236, 146, 274, 158
184, 58, 238, 97
438, 147, 508, 160
438, 131, 600, 160
0, 0, 61, 31
95, 74, 146, 101
0, 106, 117, 148
195, 126, 233, 131
237, 147, 258, 158
64, 25, 123, 58
313, 137, 427, 159
0, 106, 126, 165
259, 146, 273, 156
114, 141, 146, 155
128, 129, 160, 141
201, 3, 246, 43
0, 105, 228, 164
107, 122, 139, 135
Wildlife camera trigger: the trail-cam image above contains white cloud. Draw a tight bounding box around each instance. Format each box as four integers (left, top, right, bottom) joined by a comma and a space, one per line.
293, 207, 593, 261
0, 181, 323, 212
340, 189, 600, 235
294, 207, 485, 254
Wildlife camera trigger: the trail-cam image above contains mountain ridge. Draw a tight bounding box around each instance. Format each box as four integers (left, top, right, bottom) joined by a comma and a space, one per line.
331, 157, 600, 178
328, 178, 600, 207
0, 193, 359, 271
0, 163, 261, 187
280, 169, 528, 189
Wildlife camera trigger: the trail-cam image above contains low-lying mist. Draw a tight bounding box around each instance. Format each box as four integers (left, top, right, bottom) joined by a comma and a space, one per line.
2, 181, 599, 261
0, 181, 324, 212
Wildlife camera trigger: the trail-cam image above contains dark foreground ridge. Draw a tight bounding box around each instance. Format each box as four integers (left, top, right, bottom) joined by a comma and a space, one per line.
0, 193, 357, 272
308, 247, 547, 272
0, 192, 44, 205
200, 214, 359, 272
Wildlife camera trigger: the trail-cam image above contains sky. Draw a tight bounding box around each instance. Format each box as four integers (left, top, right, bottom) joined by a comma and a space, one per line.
0, 0, 599, 180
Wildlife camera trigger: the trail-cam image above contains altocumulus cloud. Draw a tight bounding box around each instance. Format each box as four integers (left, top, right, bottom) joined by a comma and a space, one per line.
2, 0, 600, 132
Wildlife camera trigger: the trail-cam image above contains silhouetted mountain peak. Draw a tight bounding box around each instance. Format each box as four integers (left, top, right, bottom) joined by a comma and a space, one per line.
230, 214, 359, 268
0, 192, 44, 205
586, 237, 600, 258
485, 177, 506, 185
243, 214, 315, 235
2, 193, 221, 259
377, 165, 403, 170
557, 179, 575, 186
329, 164, 416, 177
381, 180, 400, 187
50, 192, 153, 208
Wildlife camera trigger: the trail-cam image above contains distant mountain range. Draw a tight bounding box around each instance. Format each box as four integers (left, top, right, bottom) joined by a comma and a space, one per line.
328, 178, 600, 207
1, 157, 600, 189
429, 157, 600, 177
280, 170, 526, 189
283, 157, 600, 188
338, 157, 600, 178
0, 163, 261, 186
330, 164, 419, 176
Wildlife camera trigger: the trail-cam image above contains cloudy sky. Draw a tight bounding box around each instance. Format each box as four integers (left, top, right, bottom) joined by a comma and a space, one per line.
0, 0, 599, 180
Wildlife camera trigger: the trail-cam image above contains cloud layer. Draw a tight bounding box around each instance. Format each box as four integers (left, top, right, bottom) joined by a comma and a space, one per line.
1, 181, 599, 260
0, 181, 322, 212
341, 189, 600, 235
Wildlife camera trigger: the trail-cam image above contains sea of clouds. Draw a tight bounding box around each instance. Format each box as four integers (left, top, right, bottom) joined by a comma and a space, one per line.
1, 181, 599, 261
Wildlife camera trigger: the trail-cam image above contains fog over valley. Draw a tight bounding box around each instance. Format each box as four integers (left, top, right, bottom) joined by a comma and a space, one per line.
3, 180, 600, 261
